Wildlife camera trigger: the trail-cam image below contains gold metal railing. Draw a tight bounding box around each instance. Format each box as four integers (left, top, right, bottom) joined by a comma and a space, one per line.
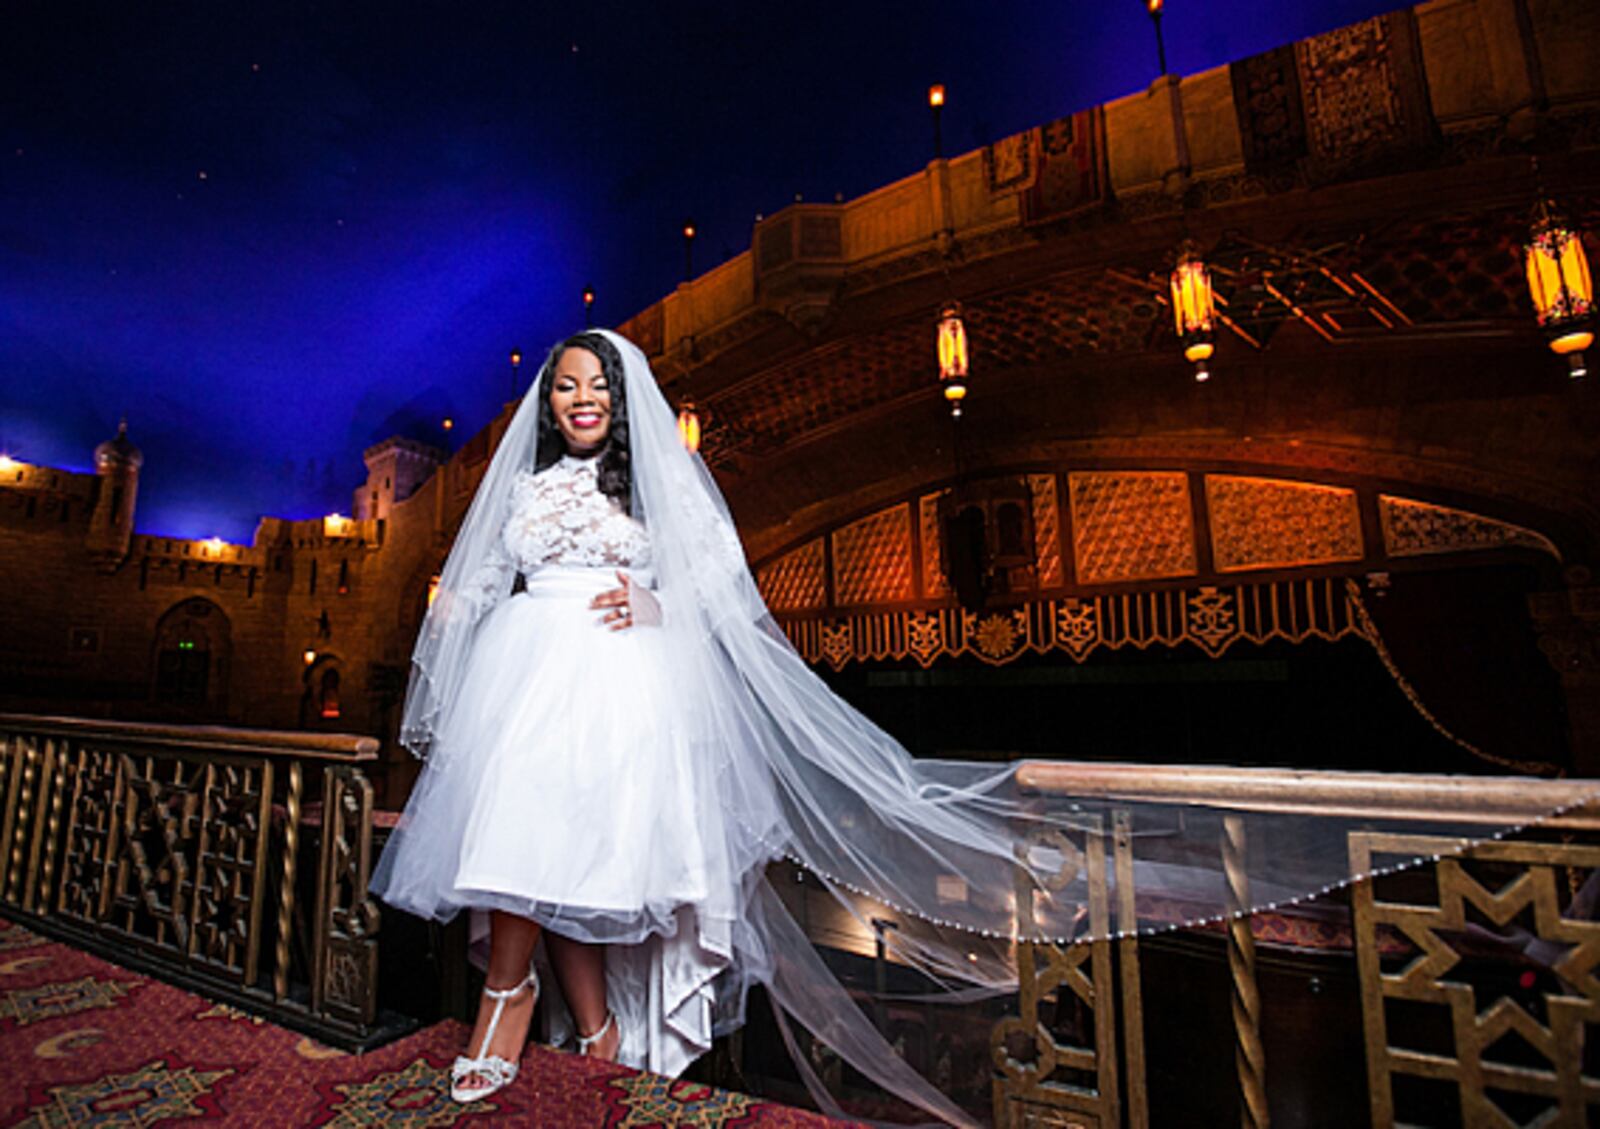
995, 762, 1600, 1129
0, 713, 393, 1049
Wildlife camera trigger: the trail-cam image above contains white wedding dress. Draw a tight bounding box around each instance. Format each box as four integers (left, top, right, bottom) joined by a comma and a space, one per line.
371, 453, 741, 1076
372, 330, 1550, 1128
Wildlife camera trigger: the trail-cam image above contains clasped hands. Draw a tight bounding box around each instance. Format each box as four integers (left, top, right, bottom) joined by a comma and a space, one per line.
590, 569, 661, 631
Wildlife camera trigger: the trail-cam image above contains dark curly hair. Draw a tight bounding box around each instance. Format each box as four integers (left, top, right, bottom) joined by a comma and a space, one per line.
532, 332, 631, 515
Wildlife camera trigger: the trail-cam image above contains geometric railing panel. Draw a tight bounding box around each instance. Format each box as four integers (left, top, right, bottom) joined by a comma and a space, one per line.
1349, 833, 1600, 1128
0, 719, 386, 1049
992, 813, 1140, 1129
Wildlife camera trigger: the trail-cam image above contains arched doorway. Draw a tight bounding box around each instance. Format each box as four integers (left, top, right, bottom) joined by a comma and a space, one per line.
150, 597, 232, 717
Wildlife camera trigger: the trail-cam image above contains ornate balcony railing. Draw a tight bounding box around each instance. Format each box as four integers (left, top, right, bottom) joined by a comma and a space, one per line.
995, 763, 1600, 1129
0, 713, 399, 1050
7, 711, 1598, 1122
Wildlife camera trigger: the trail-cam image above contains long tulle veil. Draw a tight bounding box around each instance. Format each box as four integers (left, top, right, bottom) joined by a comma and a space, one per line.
396, 329, 1597, 1126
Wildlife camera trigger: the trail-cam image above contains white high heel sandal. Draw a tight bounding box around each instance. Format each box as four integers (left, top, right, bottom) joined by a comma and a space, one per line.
576, 1010, 618, 1060
450, 966, 540, 1103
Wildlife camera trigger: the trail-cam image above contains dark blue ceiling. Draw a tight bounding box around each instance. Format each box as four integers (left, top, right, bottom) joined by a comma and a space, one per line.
1, 0, 1405, 541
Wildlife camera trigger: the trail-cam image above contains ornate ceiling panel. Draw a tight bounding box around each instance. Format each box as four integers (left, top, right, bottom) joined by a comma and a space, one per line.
1207, 475, 1364, 572
1068, 471, 1198, 586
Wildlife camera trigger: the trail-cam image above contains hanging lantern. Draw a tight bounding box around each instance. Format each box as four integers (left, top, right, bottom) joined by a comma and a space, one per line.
1170, 241, 1216, 382
677, 400, 702, 453
1525, 198, 1593, 378
938, 302, 969, 416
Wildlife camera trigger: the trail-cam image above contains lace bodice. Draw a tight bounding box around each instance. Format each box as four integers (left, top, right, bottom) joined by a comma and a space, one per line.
460, 456, 649, 613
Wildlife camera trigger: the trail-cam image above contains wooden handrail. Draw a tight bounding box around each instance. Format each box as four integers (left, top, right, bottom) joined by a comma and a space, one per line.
0, 713, 378, 761
1016, 761, 1600, 826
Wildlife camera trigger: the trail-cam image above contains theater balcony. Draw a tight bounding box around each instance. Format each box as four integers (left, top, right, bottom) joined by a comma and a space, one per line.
4, 713, 1600, 1126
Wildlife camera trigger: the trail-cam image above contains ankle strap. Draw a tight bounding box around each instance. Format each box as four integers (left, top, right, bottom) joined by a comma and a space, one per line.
577, 1010, 616, 1053
482, 967, 538, 1002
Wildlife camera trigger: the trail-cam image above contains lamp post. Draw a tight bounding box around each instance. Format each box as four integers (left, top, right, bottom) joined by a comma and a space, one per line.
1145, 0, 1168, 77
582, 284, 596, 327
928, 84, 946, 160
1170, 240, 1216, 382
682, 220, 696, 281
509, 348, 522, 399
1525, 196, 1593, 378
938, 302, 969, 416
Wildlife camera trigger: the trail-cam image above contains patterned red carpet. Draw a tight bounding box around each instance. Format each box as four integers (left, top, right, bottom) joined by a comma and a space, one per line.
0, 919, 853, 1127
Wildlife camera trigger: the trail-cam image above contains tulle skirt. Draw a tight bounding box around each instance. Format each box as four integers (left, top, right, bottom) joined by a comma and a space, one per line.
371, 565, 739, 1075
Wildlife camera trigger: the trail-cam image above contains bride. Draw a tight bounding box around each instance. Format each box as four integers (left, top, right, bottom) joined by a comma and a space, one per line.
372, 331, 742, 1098
370, 328, 1542, 1124
373, 328, 1041, 1122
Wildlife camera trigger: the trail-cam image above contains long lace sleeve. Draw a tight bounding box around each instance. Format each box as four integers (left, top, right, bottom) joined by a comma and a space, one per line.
459, 536, 517, 622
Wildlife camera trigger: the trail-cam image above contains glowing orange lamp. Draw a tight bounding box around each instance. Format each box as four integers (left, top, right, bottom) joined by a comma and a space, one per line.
1525, 198, 1593, 378
1170, 241, 1217, 382
938, 303, 969, 416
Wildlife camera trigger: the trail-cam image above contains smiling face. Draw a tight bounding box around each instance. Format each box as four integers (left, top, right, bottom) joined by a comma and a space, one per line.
547, 346, 613, 454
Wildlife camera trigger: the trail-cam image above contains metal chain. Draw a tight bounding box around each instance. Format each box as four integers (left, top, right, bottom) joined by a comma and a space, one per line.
1345, 579, 1560, 778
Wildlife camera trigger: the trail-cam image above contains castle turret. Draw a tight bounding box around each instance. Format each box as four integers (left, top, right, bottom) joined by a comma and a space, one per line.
87, 419, 142, 570
355, 437, 443, 523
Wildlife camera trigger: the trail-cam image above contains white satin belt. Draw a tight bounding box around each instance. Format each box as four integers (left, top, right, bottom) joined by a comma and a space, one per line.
519, 564, 656, 599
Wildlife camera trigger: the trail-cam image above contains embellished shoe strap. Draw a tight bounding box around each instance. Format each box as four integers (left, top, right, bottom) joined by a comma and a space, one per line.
576, 1009, 617, 1055
470, 969, 538, 1063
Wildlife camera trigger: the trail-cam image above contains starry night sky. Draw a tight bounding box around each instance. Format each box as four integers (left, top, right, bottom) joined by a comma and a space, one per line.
2, 1, 1403, 542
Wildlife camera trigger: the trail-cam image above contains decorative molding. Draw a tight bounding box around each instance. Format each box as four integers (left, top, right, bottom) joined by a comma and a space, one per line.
1207, 475, 1364, 572
782, 578, 1360, 670
755, 538, 827, 613
1297, 11, 1435, 181
1378, 495, 1561, 560
830, 505, 915, 606
983, 129, 1039, 196
752, 472, 1568, 622
1069, 472, 1197, 586
1027, 475, 1065, 587
919, 492, 950, 598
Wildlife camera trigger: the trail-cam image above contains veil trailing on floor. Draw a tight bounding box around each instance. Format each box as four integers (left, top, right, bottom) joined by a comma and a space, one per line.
396, 329, 1594, 1126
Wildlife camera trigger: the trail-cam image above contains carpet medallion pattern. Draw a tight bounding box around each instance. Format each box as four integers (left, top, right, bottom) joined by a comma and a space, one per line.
1, 977, 133, 1027
14, 1059, 232, 1127
0, 919, 854, 1127
598, 1074, 760, 1127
